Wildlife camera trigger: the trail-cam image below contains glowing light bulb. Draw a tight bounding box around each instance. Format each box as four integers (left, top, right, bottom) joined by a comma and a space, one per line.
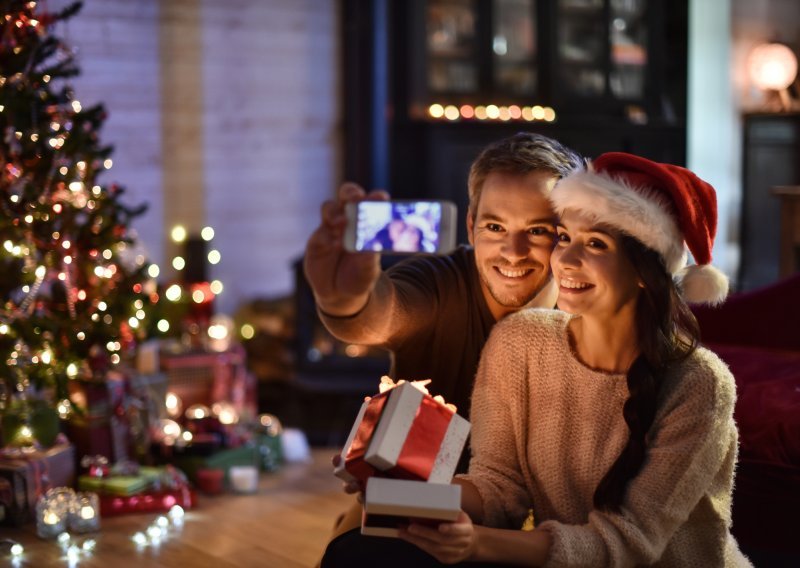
165, 284, 182, 302
171, 225, 187, 243
428, 103, 444, 118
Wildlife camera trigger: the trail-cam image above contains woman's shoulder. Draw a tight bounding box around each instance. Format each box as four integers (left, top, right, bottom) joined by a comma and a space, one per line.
663, 346, 737, 411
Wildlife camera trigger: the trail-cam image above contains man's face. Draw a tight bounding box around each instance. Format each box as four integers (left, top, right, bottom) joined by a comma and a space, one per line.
467, 171, 557, 320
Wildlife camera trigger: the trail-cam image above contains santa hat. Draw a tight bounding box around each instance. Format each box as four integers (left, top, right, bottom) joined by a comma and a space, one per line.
550, 152, 729, 305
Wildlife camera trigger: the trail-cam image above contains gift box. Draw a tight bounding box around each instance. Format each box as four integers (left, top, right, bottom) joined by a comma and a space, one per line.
67, 372, 132, 464
78, 466, 163, 496
79, 465, 196, 516
160, 343, 257, 420
337, 382, 470, 485
67, 414, 131, 466
0, 477, 11, 523
0, 442, 76, 526
97, 484, 195, 517
362, 477, 462, 538
171, 443, 259, 487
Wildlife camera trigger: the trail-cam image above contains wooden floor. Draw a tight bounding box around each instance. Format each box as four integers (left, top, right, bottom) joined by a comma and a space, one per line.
2, 449, 353, 568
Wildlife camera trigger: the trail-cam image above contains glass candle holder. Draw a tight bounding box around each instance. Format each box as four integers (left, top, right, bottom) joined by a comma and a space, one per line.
69, 492, 100, 533
36, 498, 67, 539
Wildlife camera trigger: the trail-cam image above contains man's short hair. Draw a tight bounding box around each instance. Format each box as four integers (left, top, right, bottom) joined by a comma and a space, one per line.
467, 132, 585, 218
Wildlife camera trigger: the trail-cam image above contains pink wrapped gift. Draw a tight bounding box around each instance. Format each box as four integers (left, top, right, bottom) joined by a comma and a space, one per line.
336, 381, 469, 485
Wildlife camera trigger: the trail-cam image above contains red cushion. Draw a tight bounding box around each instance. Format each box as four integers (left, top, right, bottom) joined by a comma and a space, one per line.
704, 343, 800, 465
703, 343, 800, 554
692, 273, 800, 352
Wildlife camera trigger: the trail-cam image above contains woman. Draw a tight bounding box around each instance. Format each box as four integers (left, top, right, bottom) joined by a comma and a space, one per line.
397, 153, 749, 566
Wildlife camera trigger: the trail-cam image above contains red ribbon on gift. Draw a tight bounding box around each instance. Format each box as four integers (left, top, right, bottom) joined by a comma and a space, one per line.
99, 485, 196, 516
389, 396, 453, 481
344, 393, 389, 483
344, 385, 456, 483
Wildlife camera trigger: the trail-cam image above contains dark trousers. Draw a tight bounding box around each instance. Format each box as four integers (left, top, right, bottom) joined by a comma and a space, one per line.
321, 528, 502, 568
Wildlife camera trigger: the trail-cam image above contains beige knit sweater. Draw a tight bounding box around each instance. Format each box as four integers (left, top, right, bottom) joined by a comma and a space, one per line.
460, 309, 751, 567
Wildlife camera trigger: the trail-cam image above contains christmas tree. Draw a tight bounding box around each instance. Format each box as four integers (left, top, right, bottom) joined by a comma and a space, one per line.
0, 0, 157, 436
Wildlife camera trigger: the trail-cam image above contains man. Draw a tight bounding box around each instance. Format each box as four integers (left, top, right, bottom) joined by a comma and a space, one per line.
307, 132, 583, 564
304, 132, 584, 422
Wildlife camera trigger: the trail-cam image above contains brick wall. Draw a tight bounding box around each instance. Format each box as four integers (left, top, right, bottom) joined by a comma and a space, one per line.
55, 0, 341, 314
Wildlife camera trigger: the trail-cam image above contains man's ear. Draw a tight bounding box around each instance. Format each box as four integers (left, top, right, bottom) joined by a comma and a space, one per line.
466, 210, 475, 246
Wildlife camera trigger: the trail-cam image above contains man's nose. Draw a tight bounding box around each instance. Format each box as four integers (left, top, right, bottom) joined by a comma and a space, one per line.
501, 232, 531, 261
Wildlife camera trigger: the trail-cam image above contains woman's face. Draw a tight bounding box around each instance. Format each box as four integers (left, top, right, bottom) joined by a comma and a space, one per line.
551, 208, 642, 321
393, 225, 422, 252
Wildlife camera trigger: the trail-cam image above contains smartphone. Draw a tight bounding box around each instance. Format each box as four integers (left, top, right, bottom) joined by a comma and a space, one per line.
344, 200, 457, 254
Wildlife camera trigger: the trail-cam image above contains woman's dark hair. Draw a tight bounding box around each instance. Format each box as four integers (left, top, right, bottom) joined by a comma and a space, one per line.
592, 235, 700, 512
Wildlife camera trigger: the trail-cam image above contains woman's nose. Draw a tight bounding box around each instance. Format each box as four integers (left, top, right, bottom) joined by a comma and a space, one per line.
553, 241, 581, 269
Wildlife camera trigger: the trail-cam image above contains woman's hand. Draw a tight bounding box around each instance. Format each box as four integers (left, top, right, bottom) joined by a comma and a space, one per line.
331, 454, 364, 501
399, 511, 478, 564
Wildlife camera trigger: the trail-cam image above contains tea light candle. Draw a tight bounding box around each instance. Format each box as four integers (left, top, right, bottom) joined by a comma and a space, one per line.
229, 465, 259, 494
69, 492, 100, 533
36, 502, 66, 539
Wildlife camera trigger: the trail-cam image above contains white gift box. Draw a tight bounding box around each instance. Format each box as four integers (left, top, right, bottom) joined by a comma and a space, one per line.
362, 477, 462, 538
335, 382, 470, 484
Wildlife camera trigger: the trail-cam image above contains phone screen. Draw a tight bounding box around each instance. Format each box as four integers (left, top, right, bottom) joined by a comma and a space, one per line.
354, 202, 444, 253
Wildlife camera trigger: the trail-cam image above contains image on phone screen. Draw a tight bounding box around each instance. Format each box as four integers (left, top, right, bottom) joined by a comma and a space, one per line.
355, 202, 444, 253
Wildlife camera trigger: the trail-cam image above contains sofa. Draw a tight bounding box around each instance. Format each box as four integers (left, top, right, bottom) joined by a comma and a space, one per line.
692, 273, 800, 566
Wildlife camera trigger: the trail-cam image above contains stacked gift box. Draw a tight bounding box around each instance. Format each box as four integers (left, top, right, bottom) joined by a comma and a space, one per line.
159, 342, 257, 420
335, 379, 470, 537
77, 463, 195, 516
0, 439, 76, 526
65, 370, 171, 465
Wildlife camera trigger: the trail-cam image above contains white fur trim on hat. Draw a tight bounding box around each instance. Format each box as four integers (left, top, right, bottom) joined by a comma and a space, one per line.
551, 170, 687, 273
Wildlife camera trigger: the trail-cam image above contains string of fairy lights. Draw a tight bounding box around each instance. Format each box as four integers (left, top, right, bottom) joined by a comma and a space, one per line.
1, 504, 187, 565
425, 102, 557, 122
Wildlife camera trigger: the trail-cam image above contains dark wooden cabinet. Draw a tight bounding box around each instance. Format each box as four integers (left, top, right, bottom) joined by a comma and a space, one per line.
739, 113, 800, 291
343, 0, 688, 243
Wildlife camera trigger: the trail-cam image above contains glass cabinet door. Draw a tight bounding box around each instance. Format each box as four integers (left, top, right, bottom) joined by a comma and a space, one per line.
556, 0, 648, 101
557, 0, 606, 96
492, 0, 537, 96
426, 0, 479, 93
609, 0, 647, 99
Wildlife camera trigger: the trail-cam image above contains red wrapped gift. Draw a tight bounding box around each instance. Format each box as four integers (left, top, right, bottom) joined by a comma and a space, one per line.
336, 381, 470, 485
68, 372, 132, 464
0, 442, 76, 526
160, 343, 257, 420
98, 485, 196, 516
0, 477, 12, 524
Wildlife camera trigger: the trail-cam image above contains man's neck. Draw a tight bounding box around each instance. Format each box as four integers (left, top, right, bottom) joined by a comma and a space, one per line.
491, 277, 559, 321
